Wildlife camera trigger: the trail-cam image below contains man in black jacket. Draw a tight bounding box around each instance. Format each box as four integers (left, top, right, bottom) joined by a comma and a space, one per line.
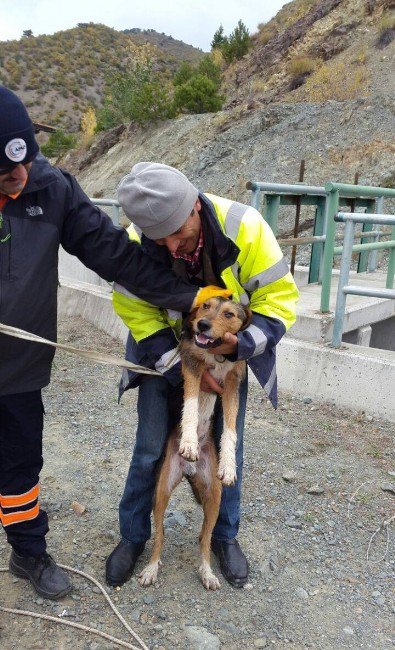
0, 86, 227, 600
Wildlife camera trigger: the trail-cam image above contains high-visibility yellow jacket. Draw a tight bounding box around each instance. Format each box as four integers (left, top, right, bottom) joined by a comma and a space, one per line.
113, 193, 299, 406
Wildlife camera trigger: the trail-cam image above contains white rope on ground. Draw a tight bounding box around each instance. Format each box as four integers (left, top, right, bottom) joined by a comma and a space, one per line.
0, 564, 149, 650
0, 322, 162, 376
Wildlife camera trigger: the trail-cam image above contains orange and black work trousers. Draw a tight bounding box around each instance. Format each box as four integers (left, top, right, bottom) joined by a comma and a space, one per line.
0, 390, 49, 556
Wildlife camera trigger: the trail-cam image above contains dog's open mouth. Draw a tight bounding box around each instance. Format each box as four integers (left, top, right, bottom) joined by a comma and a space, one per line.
194, 333, 222, 349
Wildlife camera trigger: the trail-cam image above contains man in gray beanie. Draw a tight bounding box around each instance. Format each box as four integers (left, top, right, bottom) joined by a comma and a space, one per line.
107, 162, 298, 589
0, 88, 228, 601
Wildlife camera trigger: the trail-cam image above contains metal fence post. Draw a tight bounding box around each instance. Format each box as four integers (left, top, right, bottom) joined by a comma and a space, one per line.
369, 196, 384, 272
250, 187, 261, 212
309, 196, 326, 284
331, 218, 355, 347
357, 198, 375, 273
320, 188, 339, 312
264, 195, 281, 234
387, 224, 395, 289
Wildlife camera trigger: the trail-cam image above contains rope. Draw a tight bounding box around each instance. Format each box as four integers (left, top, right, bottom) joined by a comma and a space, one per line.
0, 322, 161, 376
0, 564, 149, 650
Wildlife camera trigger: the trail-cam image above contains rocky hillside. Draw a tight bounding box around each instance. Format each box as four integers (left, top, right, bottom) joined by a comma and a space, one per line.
123, 28, 204, 61
66, 95, 394, 226
223, 0, 395, 106
0, 24, 203, 131
60, 0, 394, 245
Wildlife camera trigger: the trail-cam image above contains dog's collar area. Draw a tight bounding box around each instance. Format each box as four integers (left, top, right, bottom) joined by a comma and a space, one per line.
214, 354, 226, 363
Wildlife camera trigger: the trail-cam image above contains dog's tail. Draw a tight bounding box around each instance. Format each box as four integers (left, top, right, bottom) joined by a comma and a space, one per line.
185, 475, 203, 505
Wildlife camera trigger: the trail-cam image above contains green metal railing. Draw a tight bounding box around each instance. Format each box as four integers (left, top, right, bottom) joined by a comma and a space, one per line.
331, 212, 395, 347
247, 181, 395, 312
321, 183, 395, 312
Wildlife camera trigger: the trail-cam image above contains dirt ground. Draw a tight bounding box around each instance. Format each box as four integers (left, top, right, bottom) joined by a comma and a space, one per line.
0, 316, 394, 650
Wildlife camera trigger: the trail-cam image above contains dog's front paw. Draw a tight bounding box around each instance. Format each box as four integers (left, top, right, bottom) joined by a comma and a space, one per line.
199, 563, 220, 591
217, 463, 237, 486
179, 439, 199, 461
138, 560, 162, 587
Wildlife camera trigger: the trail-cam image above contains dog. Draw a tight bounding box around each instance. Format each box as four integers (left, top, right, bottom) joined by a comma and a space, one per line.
138, 296, 252, 590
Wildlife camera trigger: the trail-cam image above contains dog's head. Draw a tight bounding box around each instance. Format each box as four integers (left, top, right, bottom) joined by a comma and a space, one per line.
185, 296, 252, 349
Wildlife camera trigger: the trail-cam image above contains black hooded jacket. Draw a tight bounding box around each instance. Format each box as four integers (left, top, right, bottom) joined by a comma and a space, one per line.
0, 155, 197, 395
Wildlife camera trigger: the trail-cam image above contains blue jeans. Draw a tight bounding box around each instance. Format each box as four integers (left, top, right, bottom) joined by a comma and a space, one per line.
119, 372, 247, 544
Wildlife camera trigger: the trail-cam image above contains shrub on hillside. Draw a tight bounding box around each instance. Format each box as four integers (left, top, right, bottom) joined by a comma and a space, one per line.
375, 14, 395, 48
288, 56, 318, 90
41, 130, 77, 158
288, 56, 317, 76
221, 20, 252, 63
172, 54, 223, 115
173, 74, 223, 114
304, 61, 369, 101
211, 20, 252, 63
96, 58, 175, 130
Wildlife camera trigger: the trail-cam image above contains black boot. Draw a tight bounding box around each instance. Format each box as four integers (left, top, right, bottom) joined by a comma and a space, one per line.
211, 538, 249, 588
9, 550, 72, 600
106, 540, 145, 586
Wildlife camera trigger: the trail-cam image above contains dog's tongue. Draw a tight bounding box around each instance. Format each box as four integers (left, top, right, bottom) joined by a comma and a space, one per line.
196, 333, 212, 345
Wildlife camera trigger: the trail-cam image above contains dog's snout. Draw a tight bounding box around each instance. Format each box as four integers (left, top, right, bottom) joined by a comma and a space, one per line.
197, 319, 211, 333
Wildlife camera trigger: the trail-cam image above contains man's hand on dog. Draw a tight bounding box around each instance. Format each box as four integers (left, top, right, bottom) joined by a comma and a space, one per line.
208, 332, 238, 357
200, 332, 238, 394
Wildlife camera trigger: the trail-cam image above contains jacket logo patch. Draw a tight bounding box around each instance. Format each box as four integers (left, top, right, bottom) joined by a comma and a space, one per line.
26, 206, 44, 217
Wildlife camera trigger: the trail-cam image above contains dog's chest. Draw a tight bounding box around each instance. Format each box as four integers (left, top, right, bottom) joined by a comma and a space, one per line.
203, 355, 235, 386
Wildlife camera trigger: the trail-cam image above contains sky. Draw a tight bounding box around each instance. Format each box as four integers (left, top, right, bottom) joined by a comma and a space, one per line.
0, 0, 286, 52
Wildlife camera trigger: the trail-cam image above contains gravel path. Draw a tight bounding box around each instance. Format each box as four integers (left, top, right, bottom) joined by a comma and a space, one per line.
1, 316, 394, 650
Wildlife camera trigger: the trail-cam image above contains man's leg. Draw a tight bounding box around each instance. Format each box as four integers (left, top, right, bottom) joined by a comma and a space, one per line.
106, 376, 182, 585
0, 391, 72, 599
211, 373, 249, 587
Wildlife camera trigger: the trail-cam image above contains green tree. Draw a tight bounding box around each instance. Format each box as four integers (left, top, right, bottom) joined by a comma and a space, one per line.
197, 55, 222, 89
221, 20, 251, 63
174, 61, 194, 86
96, 58, 174, 130
211, 24, 227, 50
41, 130, 77, 157
173, 74, 223, 114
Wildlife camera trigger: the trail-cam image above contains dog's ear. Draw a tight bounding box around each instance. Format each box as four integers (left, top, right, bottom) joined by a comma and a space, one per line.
239, 307, 253, 331
181, 307, 199, 339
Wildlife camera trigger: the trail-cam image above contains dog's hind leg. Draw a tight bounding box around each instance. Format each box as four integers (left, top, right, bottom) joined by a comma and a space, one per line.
194, 444, 222, 590
139, 437, 182, 586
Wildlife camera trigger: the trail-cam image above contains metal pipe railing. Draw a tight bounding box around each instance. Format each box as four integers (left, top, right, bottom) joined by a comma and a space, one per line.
321, 185, 395, 312
91, 198, 121, 226
331, 212, 395, 348
246, 181, 326, 195
325, 182, 395, 198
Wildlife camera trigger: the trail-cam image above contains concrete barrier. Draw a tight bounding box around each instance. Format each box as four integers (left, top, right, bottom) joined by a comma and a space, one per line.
58, 277, 395, 421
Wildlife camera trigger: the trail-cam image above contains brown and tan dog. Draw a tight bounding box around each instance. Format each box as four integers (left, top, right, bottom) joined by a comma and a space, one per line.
139, 297, 251, 590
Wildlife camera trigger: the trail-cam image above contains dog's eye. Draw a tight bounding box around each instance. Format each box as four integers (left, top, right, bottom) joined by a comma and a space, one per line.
224, 311, 235, 319
202, 303, 210, 310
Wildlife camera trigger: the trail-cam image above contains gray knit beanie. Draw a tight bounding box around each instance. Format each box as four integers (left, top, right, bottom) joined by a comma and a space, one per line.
117, 162, 198, 239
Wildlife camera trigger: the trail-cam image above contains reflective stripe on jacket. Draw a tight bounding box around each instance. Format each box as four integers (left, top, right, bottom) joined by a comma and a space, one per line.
113, 193, 299, 406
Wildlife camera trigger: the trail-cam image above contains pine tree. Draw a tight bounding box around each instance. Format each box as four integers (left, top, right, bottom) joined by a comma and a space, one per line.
211, 25, 227, 50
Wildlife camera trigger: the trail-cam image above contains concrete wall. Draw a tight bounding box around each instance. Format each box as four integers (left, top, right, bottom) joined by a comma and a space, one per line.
58, 278, 395, 422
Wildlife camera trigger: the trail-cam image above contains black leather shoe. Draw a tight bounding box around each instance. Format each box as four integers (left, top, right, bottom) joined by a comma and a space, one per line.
211, 538, 249, 588
106, 540, 145, 586
9, 550, 72, 600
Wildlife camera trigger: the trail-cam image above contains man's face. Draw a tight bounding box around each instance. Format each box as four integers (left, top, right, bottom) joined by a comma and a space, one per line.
154, 198, 202, 255
0, 162, 32, 195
